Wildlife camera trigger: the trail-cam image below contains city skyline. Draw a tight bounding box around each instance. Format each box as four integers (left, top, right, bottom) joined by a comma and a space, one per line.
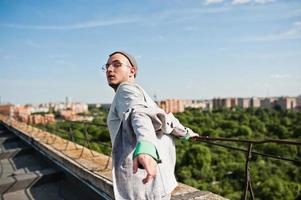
1, 94, 300, 107
0, 0, 301, 104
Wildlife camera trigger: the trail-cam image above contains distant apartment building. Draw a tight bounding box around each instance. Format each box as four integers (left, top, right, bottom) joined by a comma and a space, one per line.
0, 104, 14, 116
48, 100, 90, 122
213, 98, 225, 109
70, 103, 88, 114
29, 114, 43, 124
69, 115, 93, 122
31, 104, 50, 113
28, 114, 56, 125
230, 98, 238, 107
14, 105, 33, 122
88, 103, 101, 108
0, 104, 55, 124
160, 99, 184, 113
213, 98, 238, 109
1, 100, 92, 123
277, 97, 297, 110
55, 102, 88, 114
44, 114, 56, 123
65, 96, 72, 108
60, 110, 93, 122
250, 97, 261, 108
214, 97, 267, 109
182, 99, 213, 110
54, 103, 66, 112
260, 97, 277, 109
181, 99, 192, 107
296, 96, 301, 111
205, 100, 213, 110
237, 98, 250, 108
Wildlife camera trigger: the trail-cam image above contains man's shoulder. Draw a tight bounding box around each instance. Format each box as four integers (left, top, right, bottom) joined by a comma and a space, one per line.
117, 82, 143, 94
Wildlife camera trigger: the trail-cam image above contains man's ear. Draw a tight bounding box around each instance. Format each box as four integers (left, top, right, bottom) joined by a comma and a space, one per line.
129, 67, 136, 78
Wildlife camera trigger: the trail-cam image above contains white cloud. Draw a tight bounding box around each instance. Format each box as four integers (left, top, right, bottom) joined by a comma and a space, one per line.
280, 21, 301, 39
254, 0, 274, 4
204, 0, 224, 5
2, 8, 232, 31
294, 21, 301, 27
232, 0, 251, 5
1, 17, 140, 30
239, 51, 301, 60
151, 7, 230, 21
270, 74, 290, 79
231, 0, 275, 5
240, 21, 301, 42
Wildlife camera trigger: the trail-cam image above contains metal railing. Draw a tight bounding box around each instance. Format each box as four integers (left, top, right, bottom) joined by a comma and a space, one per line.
192, 136, 301, 200
0, 115, 112, 173
1, 115, 300, 200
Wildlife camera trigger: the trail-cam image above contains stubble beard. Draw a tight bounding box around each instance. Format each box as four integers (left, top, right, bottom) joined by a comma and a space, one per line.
108, 82, 119, 91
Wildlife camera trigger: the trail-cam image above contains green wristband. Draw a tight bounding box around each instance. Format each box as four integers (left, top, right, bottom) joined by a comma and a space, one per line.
133, 140, 161, 163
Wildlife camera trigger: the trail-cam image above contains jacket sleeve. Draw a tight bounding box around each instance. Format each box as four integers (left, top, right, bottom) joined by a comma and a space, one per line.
132, 106, 197, 140
167, 112, 196, 140
115, 83, 160, 162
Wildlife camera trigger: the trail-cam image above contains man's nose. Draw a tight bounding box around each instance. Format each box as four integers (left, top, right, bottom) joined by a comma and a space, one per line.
106, 64, 114, 72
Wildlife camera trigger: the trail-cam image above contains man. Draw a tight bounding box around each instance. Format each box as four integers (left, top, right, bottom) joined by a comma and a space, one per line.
104, 51, 198, 200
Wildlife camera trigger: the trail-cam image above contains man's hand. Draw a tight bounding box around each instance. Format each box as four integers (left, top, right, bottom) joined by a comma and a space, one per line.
133, 154, 157, 184
185, 127, 199, 140
190, 132, 199, 138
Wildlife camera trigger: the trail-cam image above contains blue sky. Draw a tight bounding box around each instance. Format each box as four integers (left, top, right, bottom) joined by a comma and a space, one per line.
0, 0, 300, 104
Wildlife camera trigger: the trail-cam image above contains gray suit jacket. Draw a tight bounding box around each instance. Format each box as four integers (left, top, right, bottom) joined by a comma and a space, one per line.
107, 82, 189, 200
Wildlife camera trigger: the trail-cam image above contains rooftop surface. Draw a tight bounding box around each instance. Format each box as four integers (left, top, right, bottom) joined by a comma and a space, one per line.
0, 123, 109, 200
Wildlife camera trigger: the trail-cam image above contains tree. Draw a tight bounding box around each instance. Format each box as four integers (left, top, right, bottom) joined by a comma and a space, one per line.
267, 124, 290, 138
236, 125, 252, 138
257, 177, 298, 200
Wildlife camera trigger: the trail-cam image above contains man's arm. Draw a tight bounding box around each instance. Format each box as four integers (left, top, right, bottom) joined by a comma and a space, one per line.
131, 106, 199, 140
115, 83, 160, 184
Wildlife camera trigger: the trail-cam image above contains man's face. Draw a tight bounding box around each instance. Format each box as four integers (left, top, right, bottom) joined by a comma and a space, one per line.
105, 53, 135, 89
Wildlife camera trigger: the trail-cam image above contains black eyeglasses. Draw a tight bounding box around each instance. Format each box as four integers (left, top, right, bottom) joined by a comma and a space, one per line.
101, 61, 132, 72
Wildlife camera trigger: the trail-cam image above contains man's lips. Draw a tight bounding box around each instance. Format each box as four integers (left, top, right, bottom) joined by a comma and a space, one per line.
107, 75, 115, 80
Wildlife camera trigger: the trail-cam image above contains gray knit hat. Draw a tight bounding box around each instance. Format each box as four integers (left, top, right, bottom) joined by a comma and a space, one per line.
109, 51, 138, 77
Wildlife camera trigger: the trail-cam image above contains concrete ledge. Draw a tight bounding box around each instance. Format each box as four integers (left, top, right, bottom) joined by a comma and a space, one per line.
172, 191, 227, 200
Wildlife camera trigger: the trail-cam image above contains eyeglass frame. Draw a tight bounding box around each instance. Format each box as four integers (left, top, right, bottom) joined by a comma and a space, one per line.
101, 60, 133, 72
